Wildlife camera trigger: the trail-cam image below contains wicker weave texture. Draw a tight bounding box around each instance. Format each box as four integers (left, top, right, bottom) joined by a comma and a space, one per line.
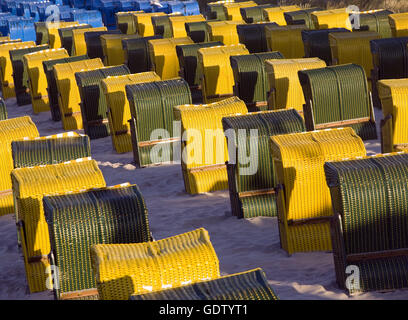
262, 6, 300, 25
265, 25, 306, 59
90, 228, 220, 300
389, 13, 408, 37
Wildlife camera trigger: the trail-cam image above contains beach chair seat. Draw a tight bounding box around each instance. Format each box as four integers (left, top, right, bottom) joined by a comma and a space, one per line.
265, 58, 326, 112
0, 41, 35, 99
100, 34, 140, 66
90, 228, 220, 300
389, 13, 408, 37
24, 48, 69, 113
198, 44, 249, 103
185, 21, 210, 43
71, 27, 107, 56
311, 8, 352, 30
207, 20, 245, 45
126, 78, 191, 166
301, 28, 350, 65
236, 23, 277, 54
299, 63, 377, 140
265, 25, 306, 59
169, 15, 205, 38
377, 79, 408, 153
262, 5, 300, 25
231, 51, 284, 111
11, 158, 106, 293
43, 55, 89, 121
270, 127, 366, 254
358, 10, 393, 38
53, 58, 104, 130
0, 116, 39, 216
131, 268, 279, 300
58, 24, 92, 55
174, 96, 247, 194
75, 65, 131, 139
324, 152, 408, 293
10, 44, 49, 105
223, 109, 305, 219
329, 31, 380, 91
84, 30, 122, 60
148, 37, 194, 80
115, 11, 143, 34
370, 37, 408, 108
44, 183, 150, 300
240, 4, 275, 23
176, 41, 223, 101
122, 35, 162, 74
222, 1, 256, 21
101, 72, 161, 153
284, 8, 323, 29
11, 132, 91, 169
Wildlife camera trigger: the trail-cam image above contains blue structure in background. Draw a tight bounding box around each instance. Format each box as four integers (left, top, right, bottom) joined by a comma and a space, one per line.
0, 0, 201, 38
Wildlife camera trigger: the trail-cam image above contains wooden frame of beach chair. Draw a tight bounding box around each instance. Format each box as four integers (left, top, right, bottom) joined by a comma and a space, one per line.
270, 127, 366, 255
324, 152, 408, 294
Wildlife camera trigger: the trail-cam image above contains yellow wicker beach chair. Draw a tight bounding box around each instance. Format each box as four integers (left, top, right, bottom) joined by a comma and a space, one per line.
389, 13, 408, 37
174, 96, 248, 194
265, 58, 327, 112
169, 15, 205, 38
311, 8, 352, 30
0, 41, 36, 99
262, 5, 301, 25
207, 20, 245, 45
72, 27, 107, 56
270, 127, 366, 254
101, 72, 161, 153
46, 21, 79, 49
53, 58, 104, 130
207, 0, 235, 20
198, 44, 249, 103
133, 12, 166, 37
222, 1, 257, 21
11, 158, 106, 293
0, 116, 39, 216
100, 34, 140, 66
90, 228, 220, 300
23, 48, 69, 113
329, 31, 380, 91
116, 11, 143, 34
378, 79, 408, 153
265, 25, 306, 59
148, 37, 193, 80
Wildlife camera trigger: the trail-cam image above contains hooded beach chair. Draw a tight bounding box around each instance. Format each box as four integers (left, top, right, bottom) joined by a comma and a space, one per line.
100, 34, 140, 66
222, 1, 256, 21
358, 10, 393, 38
265, 24, 306, 59
168, 14, 205, 38
115, 11, 143, 34
185, 21, 210, 43
207, 20, 245, 45
240, 4, 275, 23
284, 7, 323, 29
236, 22, 277, 54
262, 5, 300, 25
71, 27, 107, 56
58, 24, 92, 55
46, 21, 79, 49
133, 12, 166, 37
84, 30, 122, 60
152, 13, 183, 38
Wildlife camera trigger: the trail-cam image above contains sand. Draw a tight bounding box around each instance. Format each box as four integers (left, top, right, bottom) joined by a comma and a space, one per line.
0, 97, 407, 300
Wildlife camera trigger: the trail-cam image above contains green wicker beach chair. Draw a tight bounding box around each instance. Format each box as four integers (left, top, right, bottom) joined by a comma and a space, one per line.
284, 8, 323, 29
44, 183, 150, 300
298, 63, 377, 141
11, 132, 91, 168
126, 78, 192, 167
58, 24, 92, 56
0, 97, 7, 120
10, 44, 49, 106
240, 5, 276, 23
185, 21, 210, 43
302, 28, 350, 65
122, 35, 162, 74
176, 41, 222, 101
231, 51, 284, 111
84, 30, 122, 60
75, 65, 131, 139
223, 109, 305, 219
324, 152, 408, 294
43, 55, 89, 122
131, 268, 279, 300
236, 23, 277, 54
370, 37, 408, 108
358, 10, 393, 38
35, 22, 48, 45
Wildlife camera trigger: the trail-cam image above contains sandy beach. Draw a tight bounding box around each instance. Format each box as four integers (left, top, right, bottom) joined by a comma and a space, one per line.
0, 96, 407, 300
